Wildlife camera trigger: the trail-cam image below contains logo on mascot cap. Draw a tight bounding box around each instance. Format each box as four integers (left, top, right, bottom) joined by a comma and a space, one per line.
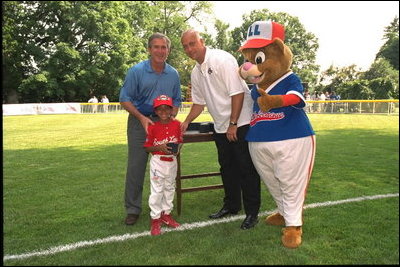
239, 20, 285, 51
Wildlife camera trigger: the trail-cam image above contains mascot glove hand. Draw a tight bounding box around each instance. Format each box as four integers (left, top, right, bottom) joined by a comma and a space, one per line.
257, 89, 284, 113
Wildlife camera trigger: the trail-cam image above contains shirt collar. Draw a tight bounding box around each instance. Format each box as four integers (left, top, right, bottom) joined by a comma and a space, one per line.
258, 71, 293, 94
145, 59, 169, 74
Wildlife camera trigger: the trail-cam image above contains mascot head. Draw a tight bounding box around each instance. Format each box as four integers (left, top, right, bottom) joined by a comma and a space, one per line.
238, 20, 293, 90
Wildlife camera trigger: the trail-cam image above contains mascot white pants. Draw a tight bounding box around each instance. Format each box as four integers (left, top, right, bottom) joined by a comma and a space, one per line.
249, 135, 316, 226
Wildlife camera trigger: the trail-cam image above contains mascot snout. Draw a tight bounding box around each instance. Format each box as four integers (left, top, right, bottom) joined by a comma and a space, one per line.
238, 62, 263, 84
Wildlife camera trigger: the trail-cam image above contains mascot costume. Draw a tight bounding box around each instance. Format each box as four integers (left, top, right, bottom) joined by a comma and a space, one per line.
238, 20, 316, 248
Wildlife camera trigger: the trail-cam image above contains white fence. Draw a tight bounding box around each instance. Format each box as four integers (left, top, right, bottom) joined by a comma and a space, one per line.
3, 100, 399, 116
2, 103, 81, 116
304, 100, 399, 114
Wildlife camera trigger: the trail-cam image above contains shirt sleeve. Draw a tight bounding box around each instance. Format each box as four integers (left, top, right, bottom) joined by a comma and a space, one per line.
219, 55, 247, 97
143, 125, 154, 148
175, 120, 183, 143
286, 74, 306, 109
172, 70, 182, 107
119, 67, 137, 103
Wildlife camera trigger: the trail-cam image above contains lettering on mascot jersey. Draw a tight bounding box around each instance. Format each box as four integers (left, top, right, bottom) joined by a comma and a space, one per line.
249, 111, 285, 126
153, 136, 179, 146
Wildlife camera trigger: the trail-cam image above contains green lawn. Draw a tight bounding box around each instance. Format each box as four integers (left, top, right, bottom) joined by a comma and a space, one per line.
3, 113, 399, 265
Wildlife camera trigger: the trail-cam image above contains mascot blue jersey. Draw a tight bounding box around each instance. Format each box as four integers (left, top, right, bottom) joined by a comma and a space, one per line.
246, 72, 315, 142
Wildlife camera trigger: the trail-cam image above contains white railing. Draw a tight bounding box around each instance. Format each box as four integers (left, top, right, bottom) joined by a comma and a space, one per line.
3, 100, 399, 116
81, 100, 399, 115
303, 100, 399, 114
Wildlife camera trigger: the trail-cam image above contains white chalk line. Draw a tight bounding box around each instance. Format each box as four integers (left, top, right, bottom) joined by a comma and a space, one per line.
4, 192, 399, 262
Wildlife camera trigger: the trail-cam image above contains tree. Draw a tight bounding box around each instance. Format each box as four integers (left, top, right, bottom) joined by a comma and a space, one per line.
376, 16, 399, 70
213, 19, 232, 51
3, 2, 325, 103
318, 17, 399, 100
339, 79, 374, 100
2, 1, 39, 103
148, 1, 212, 87
229, 9, 320, 87
3, 1, 150, 103
362, 18, 399, 100
319, 64, 365, 99
318, 60, 399, 100
362, 58, 399, 99
18, 42, 82, 103
368, 78, 398, 99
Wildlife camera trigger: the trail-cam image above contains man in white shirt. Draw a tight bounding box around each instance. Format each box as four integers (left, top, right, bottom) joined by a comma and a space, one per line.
101, 95, 110, 113
318, 91, 326, 112
180, 29, 261, 230
88, 95, 98, 113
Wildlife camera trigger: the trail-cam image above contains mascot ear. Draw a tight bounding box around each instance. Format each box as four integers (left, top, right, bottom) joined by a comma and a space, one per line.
273, 38, 285, 54
272, 38, 293, 69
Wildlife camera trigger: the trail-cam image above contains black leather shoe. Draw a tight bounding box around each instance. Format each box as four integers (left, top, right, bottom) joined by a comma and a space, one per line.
240, 215, 258, 230
209, 208, 238, 219
125, 214, 139, 225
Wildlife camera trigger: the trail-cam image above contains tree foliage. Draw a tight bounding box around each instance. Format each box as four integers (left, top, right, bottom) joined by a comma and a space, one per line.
376, 16, 399, 70
3, 1, 150, 103
317, 17, 399, 99
319, 59, 399, 100
228, 9, 320, 87
2, 2, 397, 103
362, 58, 399, 99
147, 1, 212, 89
3, 1, 36, 103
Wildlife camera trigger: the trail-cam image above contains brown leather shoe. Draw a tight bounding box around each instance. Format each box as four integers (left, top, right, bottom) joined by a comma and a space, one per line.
125, 214, 139, 225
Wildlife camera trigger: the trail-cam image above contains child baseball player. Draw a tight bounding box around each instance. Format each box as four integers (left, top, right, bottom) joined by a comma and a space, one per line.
144, 95, 183, 236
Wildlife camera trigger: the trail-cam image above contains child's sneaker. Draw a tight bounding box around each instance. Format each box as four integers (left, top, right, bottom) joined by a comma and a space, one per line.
161, 213, 180, 228
150, 218, 162, 236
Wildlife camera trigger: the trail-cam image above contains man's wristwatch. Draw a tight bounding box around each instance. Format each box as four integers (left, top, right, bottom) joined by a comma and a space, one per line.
229, 121, 237, 126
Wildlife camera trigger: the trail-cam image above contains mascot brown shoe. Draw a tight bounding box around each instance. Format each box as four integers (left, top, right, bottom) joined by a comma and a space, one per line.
265, 212, 285, 226
282, 226, 302, 248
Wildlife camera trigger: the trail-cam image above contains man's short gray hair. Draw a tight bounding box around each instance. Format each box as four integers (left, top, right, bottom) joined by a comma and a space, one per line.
181, 29, 202, 40
148, 33, 171, 50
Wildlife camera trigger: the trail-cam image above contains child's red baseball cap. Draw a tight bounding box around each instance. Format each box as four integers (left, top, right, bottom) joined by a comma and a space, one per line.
153, 95, 173, 108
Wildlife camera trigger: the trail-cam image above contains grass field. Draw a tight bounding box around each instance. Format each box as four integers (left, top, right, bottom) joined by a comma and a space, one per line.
3, 113, 399, 265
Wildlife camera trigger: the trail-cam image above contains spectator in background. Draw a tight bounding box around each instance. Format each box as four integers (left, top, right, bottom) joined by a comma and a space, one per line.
319, 92, 326, 101
330, 91, 338, 100
318, 91, 326, 112
311, 92, 318, 101
304, 90, 312, 113
119, 32, 181, 226
101, 95, 110, 113
88, 95, 98, 113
